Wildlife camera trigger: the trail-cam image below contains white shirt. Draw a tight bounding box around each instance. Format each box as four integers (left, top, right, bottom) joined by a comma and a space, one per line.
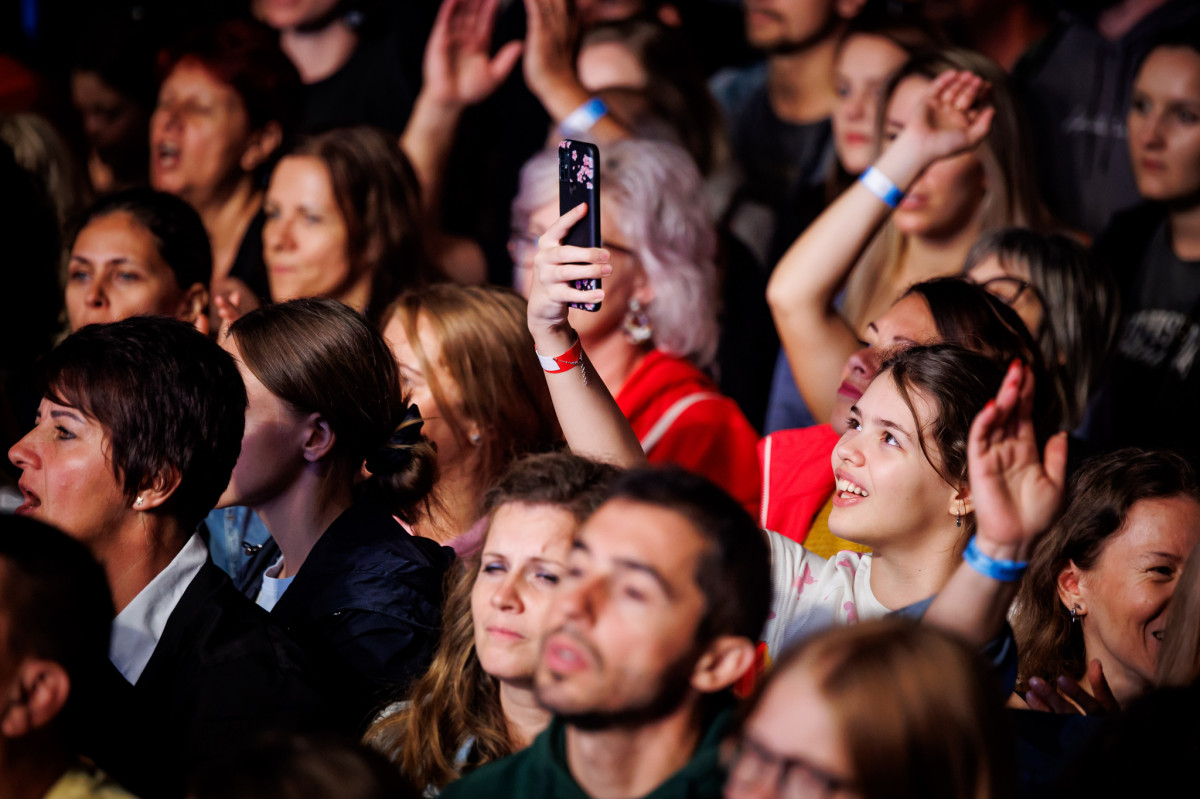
255, 555, 295, 612
109, 533, 208, 684
761, 530, 890, 660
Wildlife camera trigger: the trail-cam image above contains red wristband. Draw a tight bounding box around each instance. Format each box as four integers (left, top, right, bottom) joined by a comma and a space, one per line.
536, 338, 587, 385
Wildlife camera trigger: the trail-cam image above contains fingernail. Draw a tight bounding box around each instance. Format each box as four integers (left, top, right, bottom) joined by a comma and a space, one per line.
984, 399, 996, 411
601, 264, 613, 275
1010, 357, 1023, 370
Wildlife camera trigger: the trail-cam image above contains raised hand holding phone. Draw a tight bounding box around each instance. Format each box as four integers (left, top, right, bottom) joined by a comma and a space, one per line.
558, 139, 602, 311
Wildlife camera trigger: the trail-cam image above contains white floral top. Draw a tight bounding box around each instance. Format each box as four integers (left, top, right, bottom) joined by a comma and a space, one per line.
761, 530, 891, 661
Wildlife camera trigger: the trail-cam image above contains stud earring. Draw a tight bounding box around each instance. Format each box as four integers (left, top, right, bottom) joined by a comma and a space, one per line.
470, 432, 482, 445
135, 496, 143, 507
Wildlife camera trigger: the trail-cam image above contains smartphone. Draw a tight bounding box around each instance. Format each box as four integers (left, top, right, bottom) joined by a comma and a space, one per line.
558, 139, 601, 312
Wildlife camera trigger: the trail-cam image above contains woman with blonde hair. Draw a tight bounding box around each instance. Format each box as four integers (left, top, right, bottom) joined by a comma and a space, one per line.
365, 452, 618, 791
768, 55, 1045, 431
381, 284, 562, 550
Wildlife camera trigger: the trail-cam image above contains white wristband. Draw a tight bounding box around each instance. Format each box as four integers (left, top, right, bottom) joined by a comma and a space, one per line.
560, 98, 608, 135
859, 166, 904, 208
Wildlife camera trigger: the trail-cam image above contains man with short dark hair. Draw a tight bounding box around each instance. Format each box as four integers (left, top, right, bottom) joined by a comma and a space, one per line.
0, 515, 134, 798
441, 467, 770, 799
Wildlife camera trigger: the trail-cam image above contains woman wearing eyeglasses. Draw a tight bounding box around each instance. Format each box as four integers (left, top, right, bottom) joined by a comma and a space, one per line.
722, 620, 1013, 799
509, 139, 761, 517
963, 228, 1119, 432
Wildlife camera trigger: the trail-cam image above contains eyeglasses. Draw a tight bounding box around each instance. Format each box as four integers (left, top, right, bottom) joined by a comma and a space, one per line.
722, 734, 857, 799
977, 275, 1037, 307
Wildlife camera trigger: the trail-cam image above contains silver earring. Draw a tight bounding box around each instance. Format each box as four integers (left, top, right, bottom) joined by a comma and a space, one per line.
1070, 604, 1079, 623
622, 298, 653, 344
955, 512, 961, 528
469, 433, 482, 445
135, 496, 143, 507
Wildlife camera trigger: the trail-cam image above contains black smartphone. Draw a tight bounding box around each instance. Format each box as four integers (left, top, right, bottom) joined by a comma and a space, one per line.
558, 139, 601, 312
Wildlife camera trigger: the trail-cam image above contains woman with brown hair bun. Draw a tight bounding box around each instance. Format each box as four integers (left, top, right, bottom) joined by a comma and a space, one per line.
380, 284, 562, 551
365, 451, 618, 793
221, 297, 453, 727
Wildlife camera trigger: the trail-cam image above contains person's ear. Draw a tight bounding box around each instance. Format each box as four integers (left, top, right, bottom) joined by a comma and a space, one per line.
0, 659, 70, 738
301, 413, 337, 463
240, 121, 283, 173
1057, 560, 1086, 616
948, 484, 973, 524
690, 636, 757, 694
135, 465, 183, 511
177, 282, 210, 327
631, 266, 655, 307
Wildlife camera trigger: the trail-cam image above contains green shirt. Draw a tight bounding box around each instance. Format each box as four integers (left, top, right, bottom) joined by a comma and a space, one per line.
441, 708, 731, 799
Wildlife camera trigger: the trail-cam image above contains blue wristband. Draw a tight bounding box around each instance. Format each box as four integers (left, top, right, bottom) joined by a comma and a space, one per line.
560, 98, 608, 135
963, 535, 1028, 582
859, 166, 904, 208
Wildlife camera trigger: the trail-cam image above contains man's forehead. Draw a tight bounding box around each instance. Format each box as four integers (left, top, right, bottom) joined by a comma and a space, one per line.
575, 499, 707, 569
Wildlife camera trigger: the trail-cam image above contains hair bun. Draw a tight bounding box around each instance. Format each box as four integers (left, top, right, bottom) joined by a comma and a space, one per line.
365, 404, 424, 476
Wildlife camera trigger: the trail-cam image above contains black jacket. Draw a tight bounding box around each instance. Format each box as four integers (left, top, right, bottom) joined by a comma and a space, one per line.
237, 500, 454, 729
75, 561, 335, 799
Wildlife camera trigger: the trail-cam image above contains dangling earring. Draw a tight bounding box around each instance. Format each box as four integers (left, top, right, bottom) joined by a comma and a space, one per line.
1070, 604, 1079, 623
623, 298, 653, 344
955, 512, 961, 528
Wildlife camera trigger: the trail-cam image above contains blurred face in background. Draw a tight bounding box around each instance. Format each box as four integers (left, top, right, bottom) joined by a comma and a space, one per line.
262, 155, 354, 305
254, 0, 343, 30
150, 60, 255, 207
884, 75, 987, 240
831, 33, 909, 175
1127, 46, 1200, 204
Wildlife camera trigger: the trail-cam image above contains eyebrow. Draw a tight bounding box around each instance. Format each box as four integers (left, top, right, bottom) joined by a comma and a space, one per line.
49, 409, 86, 424
571, 541, 674, 598
848, 404, 913, 439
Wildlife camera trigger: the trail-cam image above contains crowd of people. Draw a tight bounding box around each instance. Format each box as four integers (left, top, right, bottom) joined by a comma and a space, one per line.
2, 0, 1200, 797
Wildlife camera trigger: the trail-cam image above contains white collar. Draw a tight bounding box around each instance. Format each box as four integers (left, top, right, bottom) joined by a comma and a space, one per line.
109, 533, 208, 684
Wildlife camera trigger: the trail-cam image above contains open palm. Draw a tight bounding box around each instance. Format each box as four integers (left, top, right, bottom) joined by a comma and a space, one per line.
967, 360, 1068, 551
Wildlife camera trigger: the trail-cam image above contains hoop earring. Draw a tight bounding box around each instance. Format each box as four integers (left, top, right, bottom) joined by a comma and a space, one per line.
623, 298, 653, 344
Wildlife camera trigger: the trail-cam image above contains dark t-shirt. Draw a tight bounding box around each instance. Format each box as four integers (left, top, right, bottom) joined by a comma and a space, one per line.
1099, 208, 1200, 460
300, 3, 436, 134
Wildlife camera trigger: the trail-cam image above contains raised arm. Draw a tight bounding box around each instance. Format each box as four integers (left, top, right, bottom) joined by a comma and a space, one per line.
924, 359, 1068, 646
521, 0, 631, 143
400, 0, 523, 216
527, 203, 646, 468
766, 71, 995, 423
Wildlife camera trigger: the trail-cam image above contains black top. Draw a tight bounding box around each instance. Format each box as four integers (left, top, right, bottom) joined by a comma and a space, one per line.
300, 3, 435, 134
1092, 203, 1200, 461
237, 500, 455, 729
75, 561, 335, 799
